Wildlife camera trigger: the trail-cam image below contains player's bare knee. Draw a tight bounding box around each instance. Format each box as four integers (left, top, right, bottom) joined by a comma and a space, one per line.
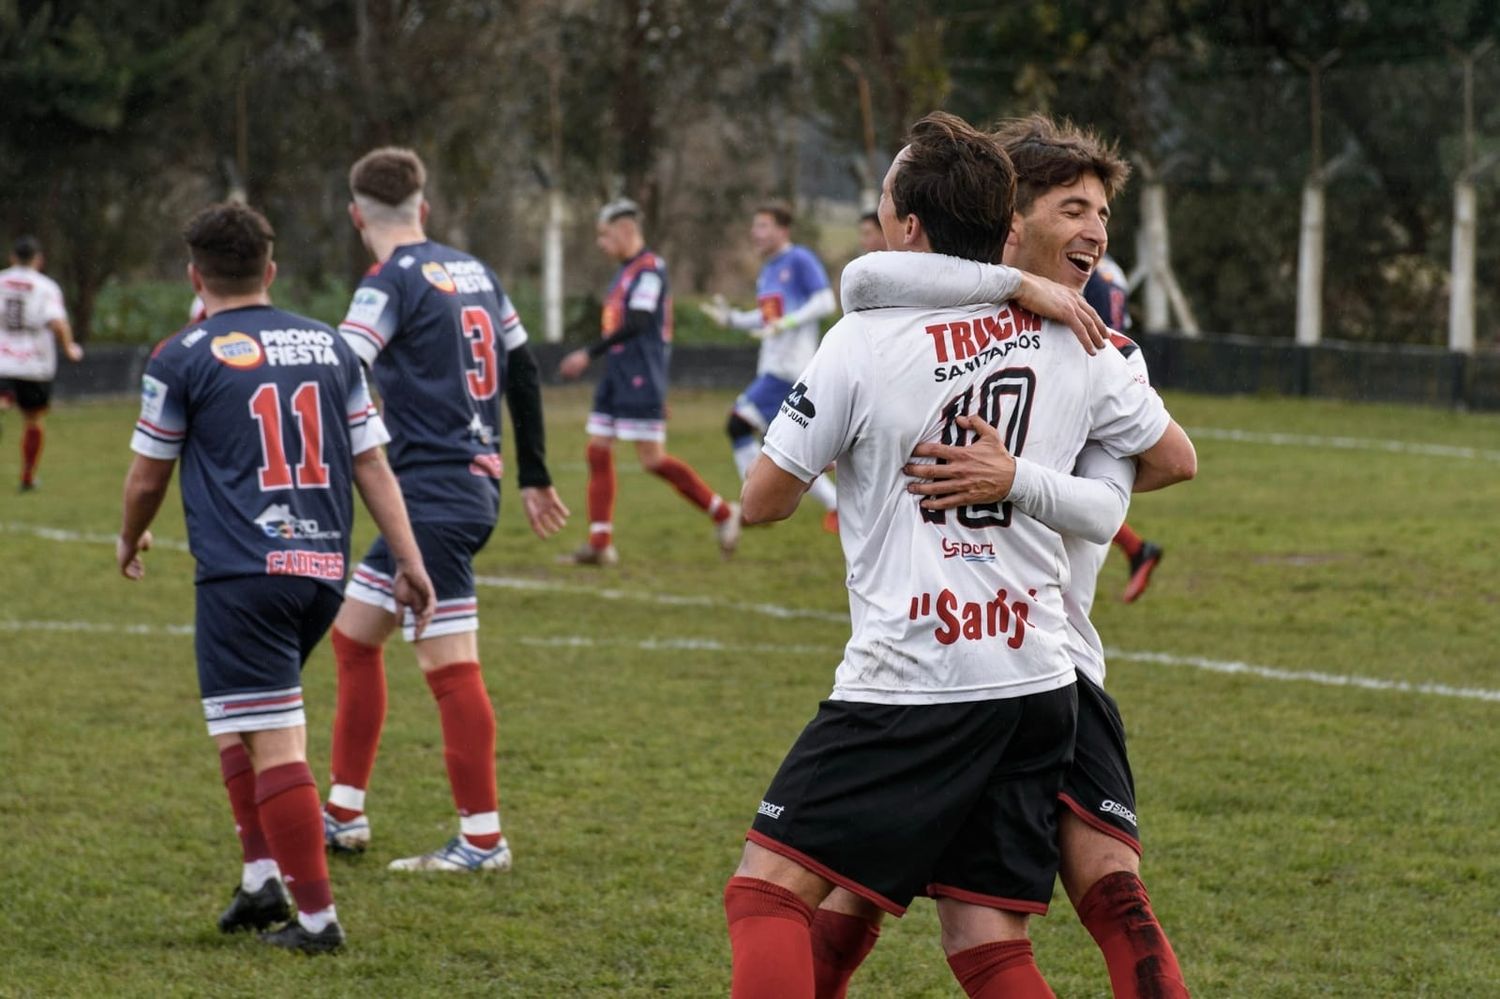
821, 888, 885, 924
1060, 814, 1141, 904
935, 898, 1029, 956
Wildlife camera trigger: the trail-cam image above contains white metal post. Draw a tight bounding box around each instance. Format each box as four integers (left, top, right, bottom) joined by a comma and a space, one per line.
1295, 181, 1325, 347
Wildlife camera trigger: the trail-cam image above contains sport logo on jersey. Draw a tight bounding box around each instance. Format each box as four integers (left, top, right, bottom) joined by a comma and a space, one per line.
210, 332, 265, 369
421, 261, 457, 294
779, 382, 816, 428
254, 503, 341, 541
139, 374, 167, 423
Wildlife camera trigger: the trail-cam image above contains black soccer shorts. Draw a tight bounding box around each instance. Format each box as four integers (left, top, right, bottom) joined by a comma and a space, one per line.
1058, 674, 1141, 854
747, 684, 1077, 916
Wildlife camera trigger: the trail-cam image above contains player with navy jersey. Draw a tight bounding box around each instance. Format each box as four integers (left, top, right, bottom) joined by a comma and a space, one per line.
0, 235, 84, 490
828, 115, 1195, 998
702, 201, 840, 531
117, 203, 434, 955
1084, 253, 1167, 603
722, 113, 1196, 999
322, 147, 569, 873
557, 198, 739, 564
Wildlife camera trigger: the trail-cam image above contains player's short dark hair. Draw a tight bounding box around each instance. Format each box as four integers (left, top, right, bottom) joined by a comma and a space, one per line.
859, 212, 880, 226
755, 200, 795, 229
12, 235, 41, 263
991, 114, 1131, 215
891, 111, 1015, 264
349, 146, 427, 207
183, 202, 274, 297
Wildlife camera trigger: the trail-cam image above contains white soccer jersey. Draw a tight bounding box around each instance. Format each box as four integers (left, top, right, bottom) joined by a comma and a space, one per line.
763, 302, 1169, 705
0, 265, 67, 380
1059, 341, 1150, 687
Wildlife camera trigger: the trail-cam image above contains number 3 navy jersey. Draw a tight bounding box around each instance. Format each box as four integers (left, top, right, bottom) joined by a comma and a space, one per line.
131, 304, 390, 588
337, 240, 527, 525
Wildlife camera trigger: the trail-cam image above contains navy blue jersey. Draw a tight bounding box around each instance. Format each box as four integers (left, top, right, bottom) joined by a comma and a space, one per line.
131, 305, 389, 589
337, 241, 528, 524
1084, 254, 1131, 332
600, 248, 671, 395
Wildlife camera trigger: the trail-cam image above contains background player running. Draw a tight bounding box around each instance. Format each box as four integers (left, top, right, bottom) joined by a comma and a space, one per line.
557, 198, 740, 564
118, 202, 434, 954
0, 235, 84, 491
323, 147, 568, 872
701, 200, 840, 532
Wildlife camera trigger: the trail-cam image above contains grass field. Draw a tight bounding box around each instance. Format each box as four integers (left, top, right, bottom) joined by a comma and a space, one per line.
1, 384, 1498, 997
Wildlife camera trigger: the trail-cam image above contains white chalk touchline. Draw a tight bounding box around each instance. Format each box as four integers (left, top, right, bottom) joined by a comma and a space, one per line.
475, 574, 848, 622
520, 636, 839, 655
1104, 648, 1500, 703
1189, 427, 1500, 464
0, 618, 195, 637
0, 521, 191, 551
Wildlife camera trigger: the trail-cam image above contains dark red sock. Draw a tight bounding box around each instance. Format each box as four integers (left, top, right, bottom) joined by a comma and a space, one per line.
587, 443, 616, 548
1113, 523, 1144, 558
20, 424, 42, 485
218, 744, 271, 862
810, 908, 880, 999
327, 628, 386, 820
724, 876, 816, 999
1077, 871, 1190, 999
650, 455, 729, 521
255, 762, 333, 915
425, 661, 499, 847
946, 939, 1054, 998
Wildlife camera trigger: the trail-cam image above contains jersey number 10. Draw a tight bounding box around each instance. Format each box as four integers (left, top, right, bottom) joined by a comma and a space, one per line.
921, 368, 1035, 530
249, 382, 330, 491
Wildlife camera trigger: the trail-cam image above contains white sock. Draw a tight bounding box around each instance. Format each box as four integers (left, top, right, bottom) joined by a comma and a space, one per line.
327, 784, 366, 814
732, 440, 760, 479
806, 473, 837, 511
298, 904, 338, 933
242, 858, 281, 893
460, 812, 502, 848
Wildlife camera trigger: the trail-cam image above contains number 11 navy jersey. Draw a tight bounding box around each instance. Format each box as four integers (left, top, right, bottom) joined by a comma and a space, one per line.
131, 304, 390, 588
337, 240, 528, 525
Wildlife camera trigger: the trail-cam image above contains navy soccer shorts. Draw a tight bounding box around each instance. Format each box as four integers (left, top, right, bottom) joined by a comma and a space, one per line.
747, 685, 1077, 916
195, 576, 342, 736
1059, 674, 1141, 853
346, 520, 494, 641
586, 361, 666, 442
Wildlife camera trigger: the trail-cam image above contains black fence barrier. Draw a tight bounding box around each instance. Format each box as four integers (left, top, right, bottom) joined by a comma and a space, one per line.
51, 336, 1500, 413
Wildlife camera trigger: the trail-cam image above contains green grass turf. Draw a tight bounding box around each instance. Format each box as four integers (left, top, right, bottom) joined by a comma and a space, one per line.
0, 385, 1497, 996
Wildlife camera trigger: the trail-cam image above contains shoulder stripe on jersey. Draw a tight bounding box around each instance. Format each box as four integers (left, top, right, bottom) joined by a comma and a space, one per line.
340, 320, 386, 347
134, 418, 185, 440
1108, 332, 1139, 357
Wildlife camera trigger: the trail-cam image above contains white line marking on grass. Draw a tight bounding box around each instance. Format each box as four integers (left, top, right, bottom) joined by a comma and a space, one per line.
0, 619, 194, 637
1189, 427, 1500, 464
1105, 647, 1500, 703
0, 521, 191, 551
520, 635, 841, 655
475, 575, 848, 622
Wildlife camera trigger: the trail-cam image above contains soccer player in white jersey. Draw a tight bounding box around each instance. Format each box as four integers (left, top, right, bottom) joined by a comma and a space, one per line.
823, 115, 1194, 998
722, 112, 1196, 999
701, 201, 841, 531
0, 236, 83, 491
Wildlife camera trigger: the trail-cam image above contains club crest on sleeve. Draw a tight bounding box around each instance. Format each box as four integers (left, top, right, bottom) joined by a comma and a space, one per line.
209, 332, 265, 369
139, 374, 167, 422
421, 261, 457, 294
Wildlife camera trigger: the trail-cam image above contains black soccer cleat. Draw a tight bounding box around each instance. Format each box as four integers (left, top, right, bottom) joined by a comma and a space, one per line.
218, 878, 293, 933
1122, 541, 1164, 604
259, 919, 346, 955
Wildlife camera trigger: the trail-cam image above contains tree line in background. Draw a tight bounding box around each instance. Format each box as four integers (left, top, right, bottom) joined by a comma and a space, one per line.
5, 0, 1500, 346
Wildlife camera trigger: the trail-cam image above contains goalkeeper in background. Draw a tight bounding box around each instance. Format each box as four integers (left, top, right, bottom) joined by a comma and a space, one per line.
701, 201, 839, 532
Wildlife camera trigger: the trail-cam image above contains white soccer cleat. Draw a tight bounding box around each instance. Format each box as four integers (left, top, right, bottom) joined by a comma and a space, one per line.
716, 503, 743, 559
387, 835, 512, 873
323, 810, 371, 854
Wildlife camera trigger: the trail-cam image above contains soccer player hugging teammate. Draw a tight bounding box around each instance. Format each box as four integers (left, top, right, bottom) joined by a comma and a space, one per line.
556, 198, 740, 564
324, 147, 569, 872
117, 202, 435, 954
701, 200, 841, 532
834, 114, 1197, 997
722, 112, 1194, 998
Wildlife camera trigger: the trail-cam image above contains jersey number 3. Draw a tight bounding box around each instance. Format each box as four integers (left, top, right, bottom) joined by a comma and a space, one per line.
921, 368, 1035, 530
462, 306, 499, 400
250, 382, 330, 491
